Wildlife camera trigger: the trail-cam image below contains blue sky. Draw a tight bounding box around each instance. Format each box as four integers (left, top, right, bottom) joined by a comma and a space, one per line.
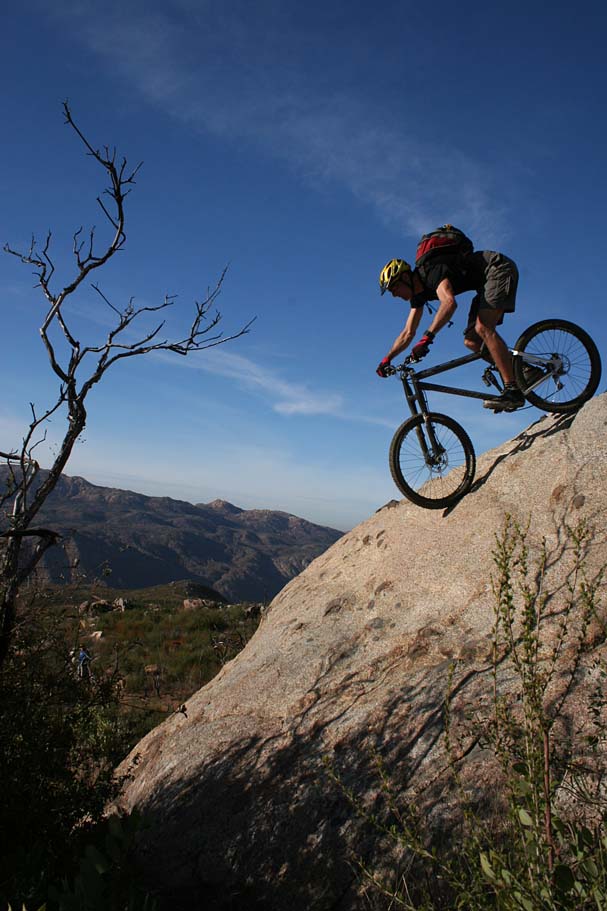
1, 1, 606, 531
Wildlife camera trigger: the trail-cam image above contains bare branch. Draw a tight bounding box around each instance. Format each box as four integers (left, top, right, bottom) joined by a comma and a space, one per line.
22, 101, 143, 334
4, 232, 56, 305
28, 430, 48, 459
54, 305, 80, 350
91, 284, 175, 326
38, 322, 71, 385
1, 528, 61, 541
13, 531, 63, 589
96, 196, 121, 232
100, 317, 255, 369
1, 105, 253, 669
91, 282, 123, 319
81, 269, 255, 375
40, 232, 56, 292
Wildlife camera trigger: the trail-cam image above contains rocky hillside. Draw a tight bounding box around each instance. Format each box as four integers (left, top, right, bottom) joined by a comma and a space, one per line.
0, 471, 342, 602
116, 395, 607, 910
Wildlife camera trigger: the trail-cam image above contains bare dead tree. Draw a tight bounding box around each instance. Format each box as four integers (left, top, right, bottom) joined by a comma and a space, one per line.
0, 102, 253, 666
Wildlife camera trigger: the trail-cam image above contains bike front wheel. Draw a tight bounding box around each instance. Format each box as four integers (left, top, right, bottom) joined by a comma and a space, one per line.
513, 319, 602, 414
389, 412, 476, 510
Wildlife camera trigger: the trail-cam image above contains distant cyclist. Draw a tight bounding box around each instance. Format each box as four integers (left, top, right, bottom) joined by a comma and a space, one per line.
376, 226, 526, 412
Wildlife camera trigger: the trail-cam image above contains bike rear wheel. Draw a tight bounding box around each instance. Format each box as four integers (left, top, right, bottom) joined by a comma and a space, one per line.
513, 319, 601, 414
389, 412, 476, 509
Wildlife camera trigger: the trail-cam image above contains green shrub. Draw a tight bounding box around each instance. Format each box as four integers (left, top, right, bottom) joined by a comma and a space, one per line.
47, 813, 157, 911
0, 585, 261, 908
0, 601, 136, 909
330, 517, 607, 910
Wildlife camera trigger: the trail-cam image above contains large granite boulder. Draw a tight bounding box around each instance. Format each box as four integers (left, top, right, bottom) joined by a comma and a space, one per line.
116, 394, 607, 910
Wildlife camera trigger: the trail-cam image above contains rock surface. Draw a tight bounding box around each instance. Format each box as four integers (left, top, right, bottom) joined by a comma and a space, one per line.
117, 396, 607, 910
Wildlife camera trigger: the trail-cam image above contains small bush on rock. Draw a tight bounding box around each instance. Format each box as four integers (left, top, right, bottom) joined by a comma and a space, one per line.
332, 516, 607, 910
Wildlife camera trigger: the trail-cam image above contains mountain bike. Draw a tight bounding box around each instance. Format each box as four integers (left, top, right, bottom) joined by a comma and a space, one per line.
384, 319, 601, 510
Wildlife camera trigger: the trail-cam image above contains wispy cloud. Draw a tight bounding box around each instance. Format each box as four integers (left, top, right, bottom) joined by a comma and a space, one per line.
154, 347, 393, 426
43, 1, 507, 243
154, 348, 394, 427
196, 349, 344, 416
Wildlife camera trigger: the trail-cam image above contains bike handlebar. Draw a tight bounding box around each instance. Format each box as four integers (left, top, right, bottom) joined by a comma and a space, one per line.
385, 355, 417, 377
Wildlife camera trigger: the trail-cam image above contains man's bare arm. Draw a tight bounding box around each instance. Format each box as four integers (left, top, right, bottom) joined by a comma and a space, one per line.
428, 278, 458, 334
385, 306, 424, 360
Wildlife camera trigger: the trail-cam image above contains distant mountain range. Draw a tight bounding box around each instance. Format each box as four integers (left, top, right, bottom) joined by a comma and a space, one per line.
2, 470, 343, 602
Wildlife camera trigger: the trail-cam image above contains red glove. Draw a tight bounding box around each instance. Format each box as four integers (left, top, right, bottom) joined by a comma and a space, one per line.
411, 329, 435, 362
376, 356, 392, 378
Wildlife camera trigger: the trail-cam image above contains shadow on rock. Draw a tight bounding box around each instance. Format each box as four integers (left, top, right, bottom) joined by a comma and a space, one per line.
443, 411, 577, 516
128, 662, 473, 911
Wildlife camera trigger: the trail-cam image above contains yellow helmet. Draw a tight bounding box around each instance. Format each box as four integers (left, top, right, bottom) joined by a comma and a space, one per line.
379, 258, 412, 295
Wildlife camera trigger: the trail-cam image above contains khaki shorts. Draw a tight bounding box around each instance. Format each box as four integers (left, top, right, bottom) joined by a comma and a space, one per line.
463, 252, 519, 341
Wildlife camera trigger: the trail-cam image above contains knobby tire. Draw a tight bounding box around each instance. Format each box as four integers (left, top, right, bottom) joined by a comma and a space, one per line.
513, 319, 601, 413
389, 412, 476, 510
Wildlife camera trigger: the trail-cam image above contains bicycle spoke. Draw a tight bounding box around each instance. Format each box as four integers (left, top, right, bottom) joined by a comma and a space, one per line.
521, 329, 593, 402
395, 420, 470, 500
513, 319, 601, 414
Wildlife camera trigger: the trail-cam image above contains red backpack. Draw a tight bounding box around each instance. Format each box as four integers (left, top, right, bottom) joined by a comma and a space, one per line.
415, 225, 474, 271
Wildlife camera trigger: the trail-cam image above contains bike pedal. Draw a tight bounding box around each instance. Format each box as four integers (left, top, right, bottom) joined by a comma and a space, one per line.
482, 367, 502, 391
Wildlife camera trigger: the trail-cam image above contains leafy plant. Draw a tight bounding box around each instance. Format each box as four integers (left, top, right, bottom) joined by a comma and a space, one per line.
329, 516, 607, 909
0, 581, 262, 909
0, 597, 136, 909
47, 813, 157, 911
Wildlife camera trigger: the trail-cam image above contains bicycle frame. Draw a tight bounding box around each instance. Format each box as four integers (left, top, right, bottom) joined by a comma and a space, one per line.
398, 351, 499, 420
397, 347, 559, 419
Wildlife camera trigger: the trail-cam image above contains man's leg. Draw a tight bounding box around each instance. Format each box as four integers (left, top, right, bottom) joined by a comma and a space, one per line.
463, 329, 481, 353
474, 309, 515, 384
463, 299, 495, 362
463, 299, 481, 352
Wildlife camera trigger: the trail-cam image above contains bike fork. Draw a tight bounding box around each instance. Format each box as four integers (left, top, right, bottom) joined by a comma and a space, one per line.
405, 378, 444, 468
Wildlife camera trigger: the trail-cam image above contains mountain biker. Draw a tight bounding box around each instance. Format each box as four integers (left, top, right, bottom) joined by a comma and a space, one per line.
376, 250, 525, 412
